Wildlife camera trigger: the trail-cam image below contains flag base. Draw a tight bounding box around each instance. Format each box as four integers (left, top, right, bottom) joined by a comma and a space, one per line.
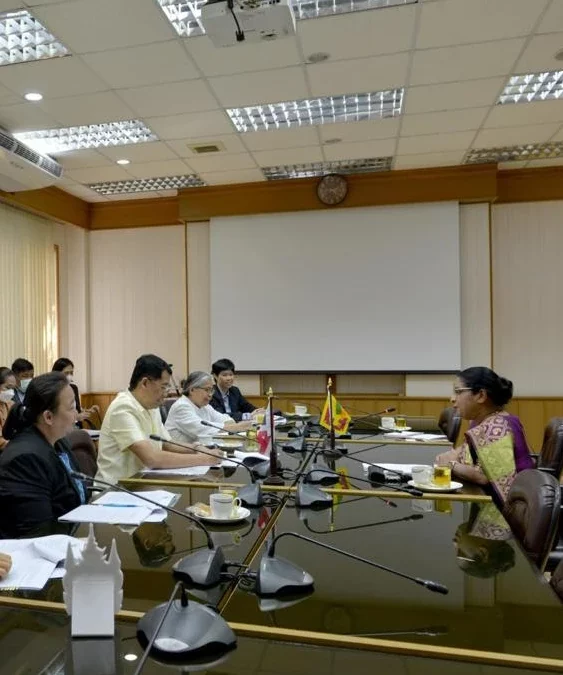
263, 474, 285, 486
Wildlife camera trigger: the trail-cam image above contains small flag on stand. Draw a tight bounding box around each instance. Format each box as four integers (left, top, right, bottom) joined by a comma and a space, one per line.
320, 389, 351, 436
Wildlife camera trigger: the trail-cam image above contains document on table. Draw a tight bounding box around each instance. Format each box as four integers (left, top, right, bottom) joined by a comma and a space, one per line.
92, 490, 179, 522
0, 535, 85, 590
140, 452, 268, 475
59, 504, 153, 525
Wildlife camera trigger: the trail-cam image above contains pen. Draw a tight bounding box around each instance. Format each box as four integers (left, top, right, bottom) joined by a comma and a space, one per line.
95, 503, 141, 508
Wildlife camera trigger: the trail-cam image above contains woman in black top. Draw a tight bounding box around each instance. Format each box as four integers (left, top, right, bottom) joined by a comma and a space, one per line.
0, 372, 86, 538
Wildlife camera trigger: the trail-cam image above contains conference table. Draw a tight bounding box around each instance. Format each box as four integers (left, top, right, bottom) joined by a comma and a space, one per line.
0, 432, 561, 673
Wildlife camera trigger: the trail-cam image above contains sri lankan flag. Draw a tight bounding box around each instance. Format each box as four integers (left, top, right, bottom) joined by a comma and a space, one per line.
320, 394, 351, 435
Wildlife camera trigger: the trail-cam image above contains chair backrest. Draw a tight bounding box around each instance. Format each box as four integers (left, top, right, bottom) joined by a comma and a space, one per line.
537, 417, 563, 478
66, 429, 97, 478
159, 397, 178, 424
438, 407, 461, 444
503, 469, 561, 571
550, 558, 563, 601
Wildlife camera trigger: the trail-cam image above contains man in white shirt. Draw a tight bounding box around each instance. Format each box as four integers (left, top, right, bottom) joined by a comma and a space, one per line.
166, 371, 252, 444
96, 355, 220, 483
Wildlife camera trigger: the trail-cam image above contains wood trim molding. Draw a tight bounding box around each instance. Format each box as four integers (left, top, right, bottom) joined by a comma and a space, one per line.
497, 166, 563, 203
178, 164, 499, 221
89, 195, 180, 230
0, 186, 89, 229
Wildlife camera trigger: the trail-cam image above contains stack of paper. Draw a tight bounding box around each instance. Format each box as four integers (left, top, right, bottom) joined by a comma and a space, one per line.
140, 452, 267, 476
0, 535, 85, 590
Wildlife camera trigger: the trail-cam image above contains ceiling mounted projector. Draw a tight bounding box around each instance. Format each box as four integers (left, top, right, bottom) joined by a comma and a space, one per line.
201, 0, 296, 48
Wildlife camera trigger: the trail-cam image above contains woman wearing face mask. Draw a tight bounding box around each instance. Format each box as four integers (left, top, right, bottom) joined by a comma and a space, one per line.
0, 368, 16, 450
52, 358, 98, 427
0, 372, 86, 538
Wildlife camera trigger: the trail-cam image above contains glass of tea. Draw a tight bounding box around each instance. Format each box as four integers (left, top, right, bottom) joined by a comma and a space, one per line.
395, 416, 407, 429
433, 464, 452, 487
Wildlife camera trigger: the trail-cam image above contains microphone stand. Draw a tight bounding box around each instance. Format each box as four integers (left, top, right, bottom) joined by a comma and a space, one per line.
303, 513, 423, 535
266, 532, 449, 595
150, 434, 265, 507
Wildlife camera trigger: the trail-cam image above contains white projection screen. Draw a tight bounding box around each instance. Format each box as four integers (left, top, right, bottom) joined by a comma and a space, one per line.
210, 202, 461, 371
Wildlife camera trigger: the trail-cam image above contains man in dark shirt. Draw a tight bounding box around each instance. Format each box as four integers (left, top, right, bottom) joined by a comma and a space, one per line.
209, 358, 261, 422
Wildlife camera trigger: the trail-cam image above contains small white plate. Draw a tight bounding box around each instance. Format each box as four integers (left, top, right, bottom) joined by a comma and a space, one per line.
186, 505, 251, 524
407, 480, 463, 493
284, 412, 312, 418
379, 426, 412, 432
215, 440, 244, 449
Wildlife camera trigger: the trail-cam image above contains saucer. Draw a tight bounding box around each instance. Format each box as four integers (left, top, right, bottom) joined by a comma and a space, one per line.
407, 480, 463, 493
284, 412, 312, 418
186, 505, 251, 524
215, 440, 244, 449
379, 426, 412, 432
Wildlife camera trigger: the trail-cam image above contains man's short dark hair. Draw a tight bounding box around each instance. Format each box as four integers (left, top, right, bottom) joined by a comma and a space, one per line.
129, 354, 172, 390
211, 358, 235, 376
11, 358, 34, 375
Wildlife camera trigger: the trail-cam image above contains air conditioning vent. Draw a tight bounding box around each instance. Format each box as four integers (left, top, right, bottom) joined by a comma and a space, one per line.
0, 126, 63, 192
189, 142, 225, 154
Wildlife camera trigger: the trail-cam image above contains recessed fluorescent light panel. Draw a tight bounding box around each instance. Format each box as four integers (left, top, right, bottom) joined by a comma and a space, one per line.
228, 90, 404, 133
14, 120, 157, 155
498, 71, 563, 105
157, 0, 416, 37
262, 157, 393, 180
87, 174, 205, 195
465, 142, 563, 164
0, 9, 69, 66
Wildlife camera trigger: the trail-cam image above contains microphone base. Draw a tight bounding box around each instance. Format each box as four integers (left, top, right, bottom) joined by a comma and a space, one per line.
263, 474, 285, 486
173, 547, 225, 589
323, 446, 347, 459
295, 483, 333, 509
237, 483, 264, 507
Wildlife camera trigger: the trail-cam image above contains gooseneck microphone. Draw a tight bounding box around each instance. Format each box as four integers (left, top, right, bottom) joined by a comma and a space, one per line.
303, 465, 424, 498
303, 512, 423, 535
71, 471, 228, 589
259, 532, 448, 595
149, 434, 265, 507
200, 419, 248, 438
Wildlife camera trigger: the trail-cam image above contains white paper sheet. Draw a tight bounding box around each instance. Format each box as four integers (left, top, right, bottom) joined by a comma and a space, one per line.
140, 465, 211, 476
0, 551, 56, 590
59, 504, 153, 525
92, 490, 179, 523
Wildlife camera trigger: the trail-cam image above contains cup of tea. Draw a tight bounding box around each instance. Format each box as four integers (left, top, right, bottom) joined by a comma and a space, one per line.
395, 416, 407, 429
294, 404, 308, 416
411, 465, 432, 485
433, 464, 452, 488
209, 493, 241, 519
254, 413, 265, 425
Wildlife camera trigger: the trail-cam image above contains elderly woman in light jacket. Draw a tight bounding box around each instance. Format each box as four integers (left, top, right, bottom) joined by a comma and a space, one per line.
165, 371, 253, 444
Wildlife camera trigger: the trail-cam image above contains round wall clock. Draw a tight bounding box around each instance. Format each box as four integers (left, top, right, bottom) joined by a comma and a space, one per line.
316, 173, 348, 206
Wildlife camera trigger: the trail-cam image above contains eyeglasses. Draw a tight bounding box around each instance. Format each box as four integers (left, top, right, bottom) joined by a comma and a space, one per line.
197, 387, 215, 394
453, 387, 472, 395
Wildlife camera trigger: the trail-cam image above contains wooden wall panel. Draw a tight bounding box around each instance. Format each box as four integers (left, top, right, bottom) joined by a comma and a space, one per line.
0, 186, 89, 229
497, 167, 563, 203
90, 197, 180, 230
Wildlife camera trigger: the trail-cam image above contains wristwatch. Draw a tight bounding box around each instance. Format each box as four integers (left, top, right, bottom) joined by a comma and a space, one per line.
449, 460, 457, 470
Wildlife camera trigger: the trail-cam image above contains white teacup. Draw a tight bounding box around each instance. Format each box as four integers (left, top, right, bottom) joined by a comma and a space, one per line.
209, 493, 241, 520
411, 465, 432, 485
294, 405, 308, 416
381, 416, 395, 429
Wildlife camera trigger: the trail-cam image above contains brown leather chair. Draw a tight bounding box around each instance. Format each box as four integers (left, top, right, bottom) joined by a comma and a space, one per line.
438, 407, 461, 444
159, 397, 178, 424
503, 469, 561, 572
550, 558, 563, 601
537, 417, 563, 478
66, 429, 97, 478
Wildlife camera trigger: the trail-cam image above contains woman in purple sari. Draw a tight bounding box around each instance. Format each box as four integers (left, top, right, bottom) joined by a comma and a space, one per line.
436, 367, 534, 506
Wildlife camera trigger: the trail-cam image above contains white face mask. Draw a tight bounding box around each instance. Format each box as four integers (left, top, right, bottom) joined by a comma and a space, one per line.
20, 378, 32, 393
66, 374, 74, 383
0, 389, 13, 403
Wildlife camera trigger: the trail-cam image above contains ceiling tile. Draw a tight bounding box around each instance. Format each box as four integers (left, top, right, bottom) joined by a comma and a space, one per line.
105, 192, 162, 200
166, 135, 247, 157
299, 4, 416, 61
118, 80, 219, 118
185, 35, 302, 77
198, 168, 267, 185
66, 165, 133, 184
145, 110, 234, 140
0, 56, 108, 99
410, 39, 526, 86
538, 0, 563, 33
124, 159, 194, 179
323, 138, 396, 161
514, 33, 563, 74
417, 0, 548, 49
252, 146, 324, 166
33, 0, 175, 54
526, 157, 563, 167
498, 160, 530, 169
307, 53, 409, 98
318, 118, 400, 143
60, 183, 108, 202
82, 42, 200, 89
0, 84, 23, 107
401, 108, 489, 136
0, 103, 59, 133
54, 150, 114, 169
38, 91, 135, 126
209, 67, 309, 107
473, 124, 561, 148
541, 125, 563, 141
98, 141, 178, 163
405, 78, 505, 114
185, 152, 257, 173
157, 189, 178, 197
242, 127, 320, 151
394, 150, 466, 170
484, 100, 563, 129
397, 130, 476, 155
